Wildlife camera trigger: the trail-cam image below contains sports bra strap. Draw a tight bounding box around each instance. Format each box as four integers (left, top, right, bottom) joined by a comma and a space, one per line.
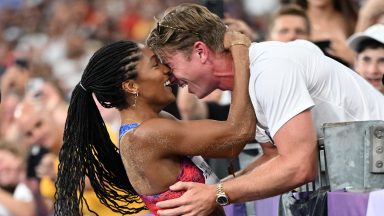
119, 123, 140, 142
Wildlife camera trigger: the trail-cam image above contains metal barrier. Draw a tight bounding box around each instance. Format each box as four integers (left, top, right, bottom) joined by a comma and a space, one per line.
296, 120, 384, 192
279, 120, 384, 216
322, 120, 384, 191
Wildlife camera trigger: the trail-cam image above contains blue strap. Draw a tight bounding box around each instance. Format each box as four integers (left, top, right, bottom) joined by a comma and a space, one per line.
119, 123, 140, 141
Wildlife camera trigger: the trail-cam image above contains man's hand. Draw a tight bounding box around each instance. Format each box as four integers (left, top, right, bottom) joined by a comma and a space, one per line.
156, 182, 217, 216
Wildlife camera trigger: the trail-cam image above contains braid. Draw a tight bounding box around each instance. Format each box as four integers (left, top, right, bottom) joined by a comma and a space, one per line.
83, 41, 141, 109
55, 41, 146, 215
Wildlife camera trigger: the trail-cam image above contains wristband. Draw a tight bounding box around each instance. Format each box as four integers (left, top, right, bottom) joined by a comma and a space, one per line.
230, 41, 251, 48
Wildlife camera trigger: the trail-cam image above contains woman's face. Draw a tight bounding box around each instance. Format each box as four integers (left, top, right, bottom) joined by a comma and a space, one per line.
133, 47, 176, 107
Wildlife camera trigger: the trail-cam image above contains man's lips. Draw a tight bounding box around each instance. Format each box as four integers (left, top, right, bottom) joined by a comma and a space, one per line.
169, 75, 179, 85
169, 75, 187, 87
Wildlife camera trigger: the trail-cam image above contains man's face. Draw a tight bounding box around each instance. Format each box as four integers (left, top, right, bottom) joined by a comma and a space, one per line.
16, 105, 59, 150
269, 15, 309, 42
354, 47, 384, 93
0, 150, 23, 186
165, 51, 218, 98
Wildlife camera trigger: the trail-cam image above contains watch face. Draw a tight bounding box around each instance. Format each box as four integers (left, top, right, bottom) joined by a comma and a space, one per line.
217, 195, 229, 205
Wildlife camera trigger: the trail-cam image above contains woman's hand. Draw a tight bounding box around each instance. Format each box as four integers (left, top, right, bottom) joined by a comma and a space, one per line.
224, 17, 259, 41
223, 31, 251, 50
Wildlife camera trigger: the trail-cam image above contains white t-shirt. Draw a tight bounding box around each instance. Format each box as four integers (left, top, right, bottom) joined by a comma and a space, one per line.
248, 40, 384, 143
0, 183, 33, 216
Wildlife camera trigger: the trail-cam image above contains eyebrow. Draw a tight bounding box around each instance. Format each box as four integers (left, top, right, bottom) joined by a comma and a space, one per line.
150, 54, 162, 65
150, 54, 157, 62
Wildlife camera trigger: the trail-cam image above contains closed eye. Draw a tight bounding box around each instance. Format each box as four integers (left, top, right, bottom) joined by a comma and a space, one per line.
152, 59, 160, 67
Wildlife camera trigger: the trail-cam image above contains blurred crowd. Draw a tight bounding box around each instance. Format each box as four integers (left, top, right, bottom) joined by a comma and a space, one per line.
0, 0, 383, 215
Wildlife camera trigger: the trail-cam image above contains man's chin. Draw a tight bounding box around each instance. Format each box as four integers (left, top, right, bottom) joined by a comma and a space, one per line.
194, 91, 212, 99
188, 86, 215, 99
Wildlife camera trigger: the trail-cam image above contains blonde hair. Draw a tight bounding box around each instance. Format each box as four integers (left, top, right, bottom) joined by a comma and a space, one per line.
146, 3, 226, 61
0, 139, 27, 162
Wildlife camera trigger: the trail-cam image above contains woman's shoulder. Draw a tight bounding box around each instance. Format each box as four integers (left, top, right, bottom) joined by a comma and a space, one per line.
131, 117, 178, 143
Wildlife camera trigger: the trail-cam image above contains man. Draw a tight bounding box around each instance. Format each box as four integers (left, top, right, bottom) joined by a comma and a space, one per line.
14, 98, 64, 154
347, 24, 384, 94
146, 3, 384, 216
267, 3, 310, 42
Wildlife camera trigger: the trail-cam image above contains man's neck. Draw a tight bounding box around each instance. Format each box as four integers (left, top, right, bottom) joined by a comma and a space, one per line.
212, 51, 235, 91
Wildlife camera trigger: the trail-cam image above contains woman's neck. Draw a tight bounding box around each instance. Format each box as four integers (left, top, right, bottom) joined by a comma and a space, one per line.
120, 105, 160, 124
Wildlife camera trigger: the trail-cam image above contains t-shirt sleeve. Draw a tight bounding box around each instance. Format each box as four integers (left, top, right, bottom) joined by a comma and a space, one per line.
252, 58, 315, 137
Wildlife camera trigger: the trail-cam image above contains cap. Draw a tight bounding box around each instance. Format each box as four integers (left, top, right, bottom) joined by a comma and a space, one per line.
347, 24, 384, 51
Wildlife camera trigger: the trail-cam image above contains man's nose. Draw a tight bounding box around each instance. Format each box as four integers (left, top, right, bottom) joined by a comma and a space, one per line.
288, 31, 298, 42
30, 130, 43, 142
366, 62, 380, 75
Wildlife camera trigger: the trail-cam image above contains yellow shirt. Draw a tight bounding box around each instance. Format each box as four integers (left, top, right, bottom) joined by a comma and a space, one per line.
40, 177, 149, 215
40, 124, 149, 215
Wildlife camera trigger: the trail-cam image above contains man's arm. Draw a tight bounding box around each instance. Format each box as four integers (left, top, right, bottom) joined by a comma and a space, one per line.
221, 142, 277, 182
235, 142, 277, 177
224, 109, 317, 202
157, 109, 318, 216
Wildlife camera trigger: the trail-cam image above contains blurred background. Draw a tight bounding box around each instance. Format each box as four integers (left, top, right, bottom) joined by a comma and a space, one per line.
0, 0, 383, 215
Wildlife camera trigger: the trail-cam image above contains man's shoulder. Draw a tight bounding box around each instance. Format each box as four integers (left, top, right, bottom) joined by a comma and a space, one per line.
251, 40, 320, 54
249, 40, 323, 69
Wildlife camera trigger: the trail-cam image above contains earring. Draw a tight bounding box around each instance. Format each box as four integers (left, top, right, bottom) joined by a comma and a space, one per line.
132, 91, 139, 108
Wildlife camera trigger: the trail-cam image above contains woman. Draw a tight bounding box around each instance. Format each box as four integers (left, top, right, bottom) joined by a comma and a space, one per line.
54, 31, 255, 216
294, 0, 357, 40
294, 0, 358, 65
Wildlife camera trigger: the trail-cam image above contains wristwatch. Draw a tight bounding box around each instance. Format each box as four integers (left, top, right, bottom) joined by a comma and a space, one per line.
215, 182, 230, 206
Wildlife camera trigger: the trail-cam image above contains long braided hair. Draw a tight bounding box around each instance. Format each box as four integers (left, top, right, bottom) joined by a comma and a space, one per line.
54, 41, 147, 215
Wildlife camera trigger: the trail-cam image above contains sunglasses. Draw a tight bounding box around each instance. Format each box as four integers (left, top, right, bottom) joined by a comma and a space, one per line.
156, 22, 199, 36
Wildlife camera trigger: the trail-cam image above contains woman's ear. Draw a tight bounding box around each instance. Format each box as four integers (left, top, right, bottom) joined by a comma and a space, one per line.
122, 81, 138, 94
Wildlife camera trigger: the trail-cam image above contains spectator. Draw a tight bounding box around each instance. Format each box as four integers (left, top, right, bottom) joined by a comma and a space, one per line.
14, 98, 63, 154
14, 94, 148, 215
294, 0, 357, 41
0, 61, 29, 99
267, 3, 310, 42
294, 0, 358, 66
0, 140, 35, 216
347, 24, 384, 94
355, 0, 384, 32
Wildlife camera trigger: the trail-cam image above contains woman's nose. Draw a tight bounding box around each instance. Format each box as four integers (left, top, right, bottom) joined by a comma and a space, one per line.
162, 65, 171, 75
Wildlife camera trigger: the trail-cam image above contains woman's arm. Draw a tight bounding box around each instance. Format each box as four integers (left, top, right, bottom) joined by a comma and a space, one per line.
355, 0, 384, 32
137, 32, 256, 158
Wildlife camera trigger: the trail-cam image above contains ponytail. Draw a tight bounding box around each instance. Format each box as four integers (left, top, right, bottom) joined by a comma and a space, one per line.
55, 40, 146, 215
